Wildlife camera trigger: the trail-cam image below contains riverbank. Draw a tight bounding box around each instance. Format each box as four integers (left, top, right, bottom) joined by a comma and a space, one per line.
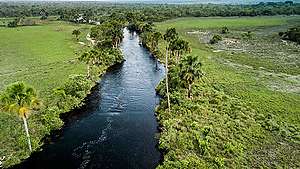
0, 21, 124, 168
150, 16, 300, 168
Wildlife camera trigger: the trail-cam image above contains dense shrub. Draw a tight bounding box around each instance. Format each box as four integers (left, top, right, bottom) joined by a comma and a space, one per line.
242, 31, 254, 39
155, 47, 300, 168
210, 34, 222, 44
221, 26, 229, 34
279, 27, 300, 44
7, 19, 18, 27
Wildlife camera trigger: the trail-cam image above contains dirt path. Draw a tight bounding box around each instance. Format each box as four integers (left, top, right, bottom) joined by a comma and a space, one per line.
86, 33, 96, 46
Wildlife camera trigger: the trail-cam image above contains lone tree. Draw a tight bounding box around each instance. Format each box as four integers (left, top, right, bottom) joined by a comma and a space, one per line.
0, 82, 41, 152
163, 27, 178, 112
72, 29, 81, 41
179, 55, 203, 98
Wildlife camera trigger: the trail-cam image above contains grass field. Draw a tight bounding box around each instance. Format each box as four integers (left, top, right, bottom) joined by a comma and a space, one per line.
156, 15, 300, 127
156, 16, 290, 31
0, 20, 91, 99
155, 16, 300, 168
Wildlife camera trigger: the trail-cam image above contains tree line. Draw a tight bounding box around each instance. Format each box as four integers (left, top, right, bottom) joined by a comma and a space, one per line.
0, 1, 299, 22
133, 20, 203, 112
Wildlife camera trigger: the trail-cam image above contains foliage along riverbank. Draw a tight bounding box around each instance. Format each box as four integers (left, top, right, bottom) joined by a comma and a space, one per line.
136, 16, 300, 168
0, 20, 124, 168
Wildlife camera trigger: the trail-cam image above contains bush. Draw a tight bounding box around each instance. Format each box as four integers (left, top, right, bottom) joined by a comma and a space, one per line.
221, 26, 229, 34
279, 27, 300, 44
242, 31, 254, 39
7, 19, 18, 28
52, 74, 92, 111
210, 34, 222, 44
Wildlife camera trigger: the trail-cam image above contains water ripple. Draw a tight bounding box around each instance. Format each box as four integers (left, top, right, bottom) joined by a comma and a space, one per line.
72, 117, 113, 169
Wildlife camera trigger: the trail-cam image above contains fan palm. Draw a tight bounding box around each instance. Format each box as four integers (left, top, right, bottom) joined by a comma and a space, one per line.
0, 82, 41, 152
169, 38, 190, 63
179, 55, 203, 98
163, 28, 178, 112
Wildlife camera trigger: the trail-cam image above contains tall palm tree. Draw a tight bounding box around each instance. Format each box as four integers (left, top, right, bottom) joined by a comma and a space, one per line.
163, 28, 178, 112
179, 55, 203, 98
110, 22, 124, 48
0, 82, 41, 152
151, 32, 162, 69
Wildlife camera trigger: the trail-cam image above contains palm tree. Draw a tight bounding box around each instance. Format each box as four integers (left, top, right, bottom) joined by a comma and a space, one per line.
0, 82, 41, 152
151, 32, 162, 69
177, 39, 190, 62
169, 38, 190, 64
142, 23, 154, 33
72, 29, 81, 41
151, 31, 162, 52
163, 28, 178, 112
79, 49, 104, 78
110, 21, 124, 48
179, 55, 203, 98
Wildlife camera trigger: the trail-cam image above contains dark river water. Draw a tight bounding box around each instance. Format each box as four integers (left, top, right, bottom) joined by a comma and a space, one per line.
13, 29, 164, 169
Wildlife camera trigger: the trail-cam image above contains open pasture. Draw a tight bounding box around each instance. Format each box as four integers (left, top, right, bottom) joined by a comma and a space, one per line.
0, 20, 91, 99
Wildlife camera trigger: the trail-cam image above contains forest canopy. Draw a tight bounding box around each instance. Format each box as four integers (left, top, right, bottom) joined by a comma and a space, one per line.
0, 1, 299, 22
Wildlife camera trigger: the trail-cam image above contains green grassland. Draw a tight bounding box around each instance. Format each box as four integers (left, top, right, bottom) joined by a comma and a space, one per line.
0, 20, 91, 99
155, 16, 300, 168
0, 20, 93, 167
156, 16, 290, 32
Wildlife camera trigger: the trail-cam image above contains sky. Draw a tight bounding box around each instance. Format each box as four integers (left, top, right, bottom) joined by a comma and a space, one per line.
1, 0, 299, 4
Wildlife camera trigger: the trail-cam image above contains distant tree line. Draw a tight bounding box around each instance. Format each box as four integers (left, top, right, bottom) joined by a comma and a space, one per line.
0, 1, 299, 23
6, 17, 37, 28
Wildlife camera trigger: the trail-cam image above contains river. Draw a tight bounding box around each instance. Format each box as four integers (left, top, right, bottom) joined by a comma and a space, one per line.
12, 29, 165, 169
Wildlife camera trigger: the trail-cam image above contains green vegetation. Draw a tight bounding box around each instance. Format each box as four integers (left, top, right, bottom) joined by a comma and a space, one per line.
156, 16, 288, 32
72, 29, 81, 41
1, 1, 300, 168
210, 34, 222, 44
1, 1, 300, 22
279, 27, 300, 44
151, 16, 300, 168
221, 26, 229, 34
178, 55, 203, 98
0, 18, 124, 168
0, 82, 41, 152
0, 21, 89, 97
